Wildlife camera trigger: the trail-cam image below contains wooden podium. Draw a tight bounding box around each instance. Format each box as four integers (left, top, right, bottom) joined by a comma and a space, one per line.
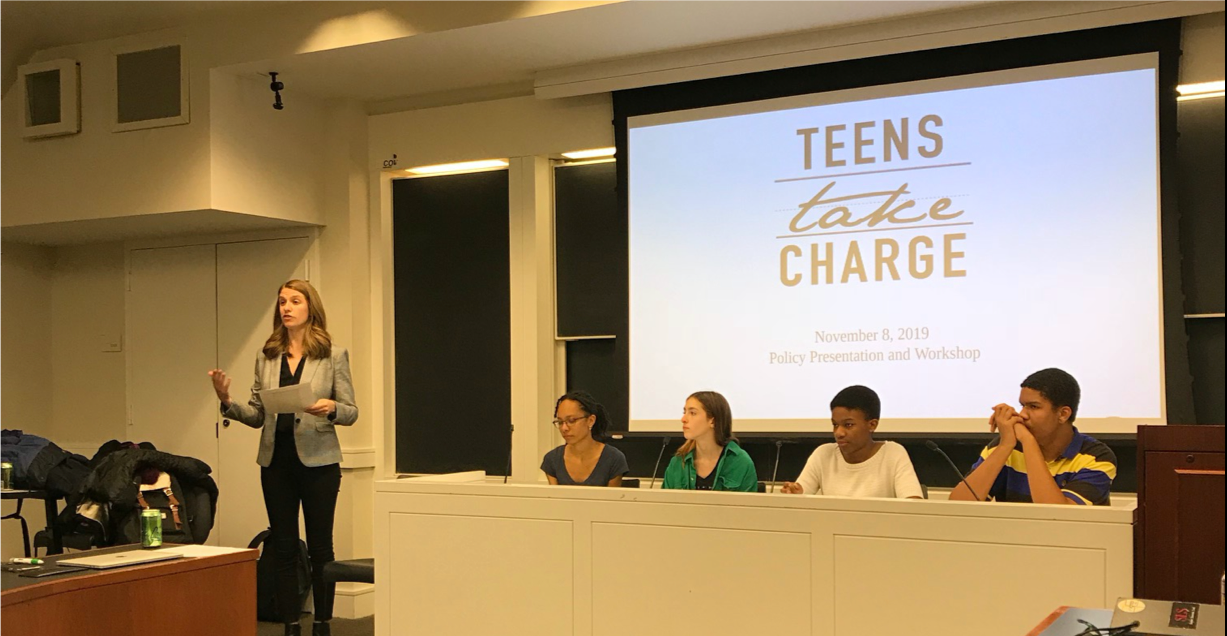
1, 544, 257, 636
1136, 424, 1225, 603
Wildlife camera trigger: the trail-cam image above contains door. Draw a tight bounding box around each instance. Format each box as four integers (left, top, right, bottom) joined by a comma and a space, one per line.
127, 245, 220, 544
215, 238, 310, 548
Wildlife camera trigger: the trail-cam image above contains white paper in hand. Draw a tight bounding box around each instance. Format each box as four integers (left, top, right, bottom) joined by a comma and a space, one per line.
259, 383, 315, 414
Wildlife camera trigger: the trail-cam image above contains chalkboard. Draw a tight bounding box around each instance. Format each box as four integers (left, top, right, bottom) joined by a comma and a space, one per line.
554, 161, 623, 337
393, 171, 511, 475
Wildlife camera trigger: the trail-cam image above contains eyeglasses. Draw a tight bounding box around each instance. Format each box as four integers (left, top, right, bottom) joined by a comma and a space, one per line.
551, 415, 590, 429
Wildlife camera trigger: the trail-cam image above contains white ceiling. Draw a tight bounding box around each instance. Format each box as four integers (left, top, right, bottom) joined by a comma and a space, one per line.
0, 1, 302, 49
2, 1, 986, 108
0, 1, 301, 92
217, 1, 983, 108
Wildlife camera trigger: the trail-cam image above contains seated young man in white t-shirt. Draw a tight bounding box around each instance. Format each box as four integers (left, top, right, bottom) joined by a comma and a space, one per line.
781, 385, 924, 499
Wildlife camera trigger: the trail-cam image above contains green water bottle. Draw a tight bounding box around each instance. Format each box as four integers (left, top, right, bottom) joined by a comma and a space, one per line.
140, 509, 163, 548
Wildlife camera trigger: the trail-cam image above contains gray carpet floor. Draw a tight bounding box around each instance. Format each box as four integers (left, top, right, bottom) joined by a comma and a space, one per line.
257, 614, 374, 636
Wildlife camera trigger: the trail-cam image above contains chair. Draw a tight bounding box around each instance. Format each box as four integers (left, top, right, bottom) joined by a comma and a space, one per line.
322, 558, 374, 612
620, 478, 641, 488
33, 529, 94, 554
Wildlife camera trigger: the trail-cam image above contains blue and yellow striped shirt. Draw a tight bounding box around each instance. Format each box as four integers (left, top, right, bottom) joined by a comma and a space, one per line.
970, 427, 1117, 505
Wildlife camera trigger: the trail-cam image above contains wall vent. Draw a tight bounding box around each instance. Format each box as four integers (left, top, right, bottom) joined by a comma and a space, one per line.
112, 43, 189, 132
18, 59, 80, 139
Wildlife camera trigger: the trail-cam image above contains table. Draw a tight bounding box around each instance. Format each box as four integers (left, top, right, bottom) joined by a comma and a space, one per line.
2, 544, 257, 636
375, 476, 1136, 636
0, 489, 62, 555
1027, 606, 1115, 635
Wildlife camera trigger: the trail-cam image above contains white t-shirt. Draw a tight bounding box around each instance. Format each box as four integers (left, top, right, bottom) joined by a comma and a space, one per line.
793, 441, 924, 499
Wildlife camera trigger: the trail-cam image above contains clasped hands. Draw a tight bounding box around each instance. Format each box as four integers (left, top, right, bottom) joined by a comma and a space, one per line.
989, 403, 1034, 447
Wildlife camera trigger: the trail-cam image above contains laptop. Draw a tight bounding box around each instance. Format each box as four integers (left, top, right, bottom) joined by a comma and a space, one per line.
57, 549, 184, 570
1111, 598, 1225, 635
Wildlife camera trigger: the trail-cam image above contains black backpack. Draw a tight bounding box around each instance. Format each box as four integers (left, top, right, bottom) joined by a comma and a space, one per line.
135, 479, 194, 544
248, 529, 312, 622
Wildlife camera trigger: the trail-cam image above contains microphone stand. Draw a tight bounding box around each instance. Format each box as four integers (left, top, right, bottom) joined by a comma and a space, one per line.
769, 440, 784, 493
648, 436, 669, 489
925, 440, 979, 501
504, 423, 514, 484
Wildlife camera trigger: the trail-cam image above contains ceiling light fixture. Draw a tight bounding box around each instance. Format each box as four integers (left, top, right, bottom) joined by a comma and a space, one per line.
1176, 80, 1224, 102
561, 147, 616, 160
403, 159, 509, 176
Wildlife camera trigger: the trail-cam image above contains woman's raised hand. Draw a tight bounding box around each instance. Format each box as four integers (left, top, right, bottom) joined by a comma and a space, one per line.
208, 369, 232, 407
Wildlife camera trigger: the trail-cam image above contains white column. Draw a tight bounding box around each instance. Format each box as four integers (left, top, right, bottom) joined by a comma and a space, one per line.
508, 156, 560, 483
320, 101, 375, 618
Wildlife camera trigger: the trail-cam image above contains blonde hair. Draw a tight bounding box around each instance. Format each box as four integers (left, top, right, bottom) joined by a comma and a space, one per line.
262, 279, 332, 360
676, 391, 735, 457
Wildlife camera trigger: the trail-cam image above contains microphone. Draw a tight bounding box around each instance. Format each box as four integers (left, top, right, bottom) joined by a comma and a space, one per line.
769, 440, 784, 493
648, 436, 670, 489
925, 440, 979, 501
503, 423, 515, 484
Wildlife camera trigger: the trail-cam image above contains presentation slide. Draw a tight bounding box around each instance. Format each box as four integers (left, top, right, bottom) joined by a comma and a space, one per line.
627, 54, 1164, 434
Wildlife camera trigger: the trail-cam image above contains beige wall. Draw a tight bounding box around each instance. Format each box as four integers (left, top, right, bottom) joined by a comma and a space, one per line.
1, 241, 55, 436
1, 241, 122, 561
369, 93, 612, 169
1, 242, 45, 561
319, 100, 373, 453
209, 72, 328, 224
0, 2, 615, 229
1182, 12, 1226, 84
0, 31, 213, 227
48, 243, 127, 448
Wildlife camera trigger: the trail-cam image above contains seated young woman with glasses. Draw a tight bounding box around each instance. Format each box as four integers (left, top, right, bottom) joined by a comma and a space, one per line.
541, 391, 629, 487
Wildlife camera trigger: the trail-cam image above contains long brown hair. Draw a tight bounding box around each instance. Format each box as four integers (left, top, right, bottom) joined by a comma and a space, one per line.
676, 391, 735, 457
262, 279, 332, 360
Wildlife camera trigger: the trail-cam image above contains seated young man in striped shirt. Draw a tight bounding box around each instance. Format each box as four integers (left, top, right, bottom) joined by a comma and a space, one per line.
949, 368, 1117, 505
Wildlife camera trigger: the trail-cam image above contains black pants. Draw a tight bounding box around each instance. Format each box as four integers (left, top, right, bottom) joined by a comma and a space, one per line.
261, 431, 342, 624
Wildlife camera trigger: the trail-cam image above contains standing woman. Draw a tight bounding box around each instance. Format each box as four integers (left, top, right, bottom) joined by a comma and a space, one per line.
209, 279, 357, 636
540, 391, 629, 487
662, 391, 758, 492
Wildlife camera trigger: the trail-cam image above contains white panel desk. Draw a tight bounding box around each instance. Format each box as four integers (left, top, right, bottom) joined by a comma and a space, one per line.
374, 477, 1134, 636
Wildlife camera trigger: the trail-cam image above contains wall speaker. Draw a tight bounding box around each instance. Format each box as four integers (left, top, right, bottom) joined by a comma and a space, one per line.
111, 42, 189, 132
18, 58, 80, 139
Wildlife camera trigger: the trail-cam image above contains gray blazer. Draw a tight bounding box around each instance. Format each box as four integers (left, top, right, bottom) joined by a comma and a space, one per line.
223, 347, 358, 467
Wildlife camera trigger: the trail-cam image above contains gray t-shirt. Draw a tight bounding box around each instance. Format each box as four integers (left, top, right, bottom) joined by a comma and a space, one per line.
541, 443, 629, 486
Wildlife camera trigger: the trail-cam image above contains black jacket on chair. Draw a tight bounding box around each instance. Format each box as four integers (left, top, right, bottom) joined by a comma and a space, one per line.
57, 447, 219, 547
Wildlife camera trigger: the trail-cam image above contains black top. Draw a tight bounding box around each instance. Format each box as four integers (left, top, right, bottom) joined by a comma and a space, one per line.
694, 455, 723, 491
540, 444, 629, 486
275, 354, 306, 433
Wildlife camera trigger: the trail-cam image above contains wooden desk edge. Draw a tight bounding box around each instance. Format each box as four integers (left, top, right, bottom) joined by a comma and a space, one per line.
1026, 606, 1073, 636
0, 549, 257, 607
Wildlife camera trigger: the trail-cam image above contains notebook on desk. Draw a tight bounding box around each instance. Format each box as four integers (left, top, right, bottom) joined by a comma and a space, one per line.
1112, 598, 1225, 635
57, 549, 183, 570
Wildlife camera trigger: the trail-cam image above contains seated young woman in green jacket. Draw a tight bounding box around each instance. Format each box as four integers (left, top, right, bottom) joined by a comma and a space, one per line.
662, 391, 758, 492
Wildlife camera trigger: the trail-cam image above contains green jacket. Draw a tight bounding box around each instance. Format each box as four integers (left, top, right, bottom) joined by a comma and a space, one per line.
661, 440, 758, 492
